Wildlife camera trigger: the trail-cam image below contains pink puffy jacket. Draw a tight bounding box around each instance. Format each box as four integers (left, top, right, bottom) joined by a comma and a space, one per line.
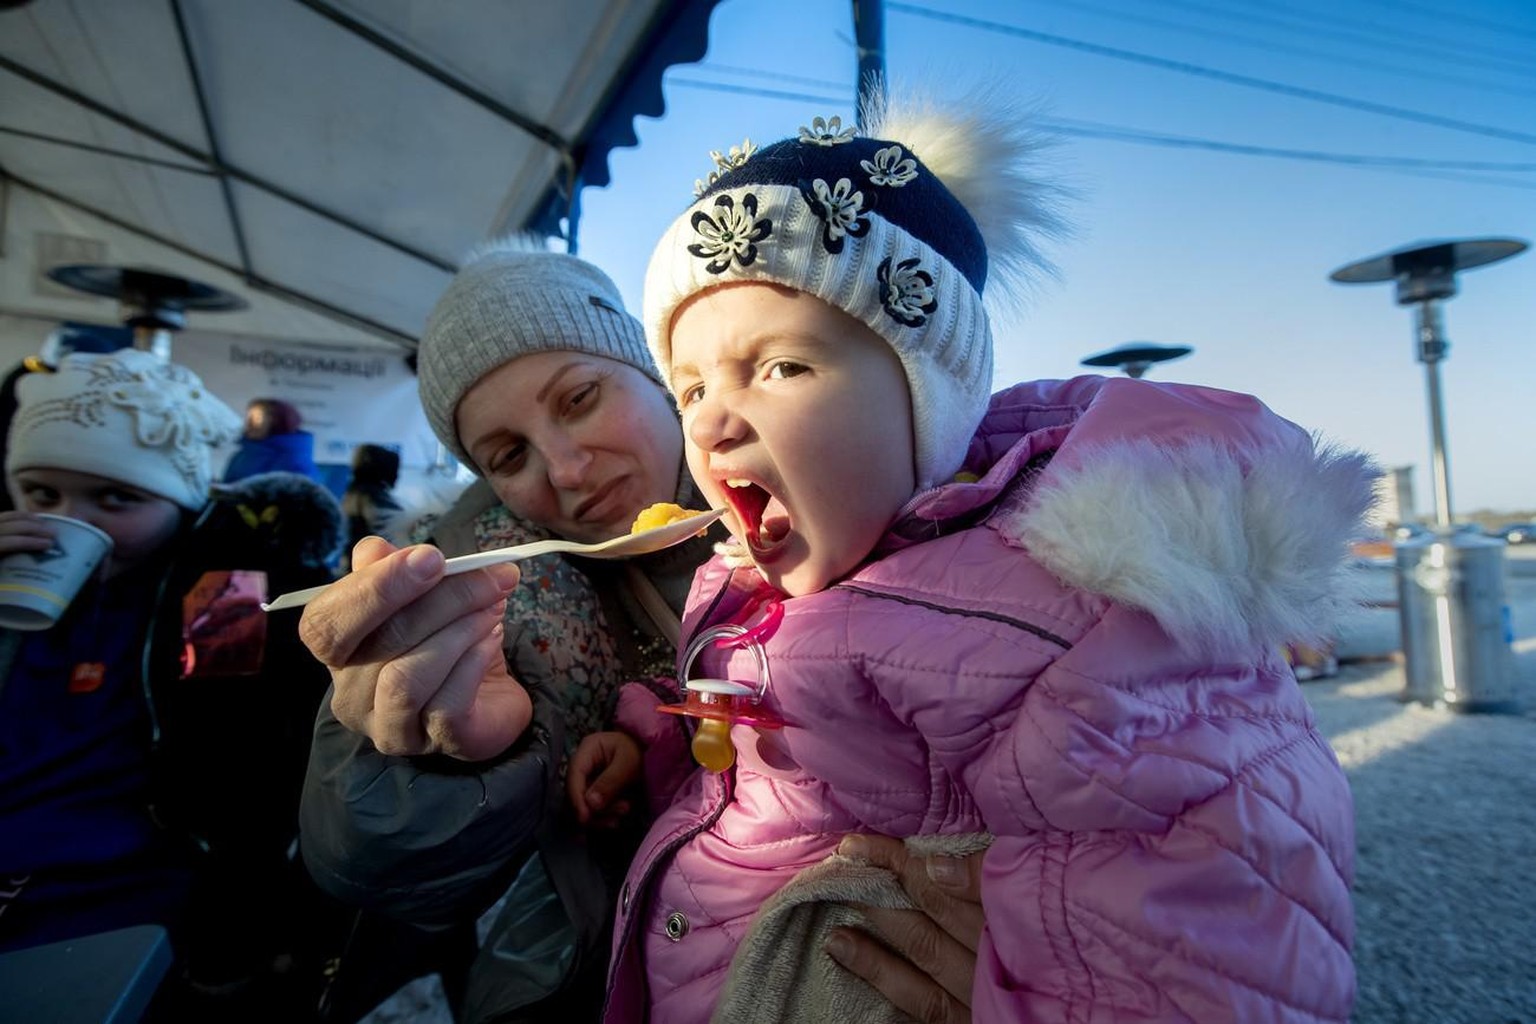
605, 376, 1371, 1023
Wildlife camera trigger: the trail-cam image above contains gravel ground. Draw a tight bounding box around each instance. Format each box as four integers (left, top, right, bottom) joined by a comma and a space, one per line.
362, 553, 1536, 1024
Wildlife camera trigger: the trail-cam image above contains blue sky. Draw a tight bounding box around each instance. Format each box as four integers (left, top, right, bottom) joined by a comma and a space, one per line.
578, 0, 1534, 515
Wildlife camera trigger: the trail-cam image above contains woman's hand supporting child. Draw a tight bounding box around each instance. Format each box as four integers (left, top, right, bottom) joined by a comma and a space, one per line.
828, 835, 984, 1024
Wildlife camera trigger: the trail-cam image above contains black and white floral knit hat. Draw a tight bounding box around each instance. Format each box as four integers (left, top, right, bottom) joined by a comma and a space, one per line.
643, 86, 1068, 488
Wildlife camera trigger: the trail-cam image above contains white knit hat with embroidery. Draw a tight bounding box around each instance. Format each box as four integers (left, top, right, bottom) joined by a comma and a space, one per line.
6, 348, 242, 509
643, 84, 1068, 488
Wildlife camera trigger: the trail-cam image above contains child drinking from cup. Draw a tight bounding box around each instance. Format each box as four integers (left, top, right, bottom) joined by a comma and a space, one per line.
575, 86, 1369, 1023
0, 348, 350, 1019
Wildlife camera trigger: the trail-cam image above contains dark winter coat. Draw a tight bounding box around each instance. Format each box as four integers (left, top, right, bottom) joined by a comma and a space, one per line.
223, 431, 324, 485
0, 471, 345, 1003
301, 477, 715, 1024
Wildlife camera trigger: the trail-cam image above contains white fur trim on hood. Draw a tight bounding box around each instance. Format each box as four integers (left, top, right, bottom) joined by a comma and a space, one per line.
995, 436, 1378, 653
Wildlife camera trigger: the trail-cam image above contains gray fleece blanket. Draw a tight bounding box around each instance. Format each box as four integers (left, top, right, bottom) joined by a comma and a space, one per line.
711, 834, 993, 1024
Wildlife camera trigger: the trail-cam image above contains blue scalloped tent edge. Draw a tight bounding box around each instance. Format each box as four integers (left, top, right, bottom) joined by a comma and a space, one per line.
524, 0, 724, 245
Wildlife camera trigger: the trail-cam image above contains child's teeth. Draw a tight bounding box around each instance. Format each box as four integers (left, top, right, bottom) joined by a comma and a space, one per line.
726, 479, 752, 488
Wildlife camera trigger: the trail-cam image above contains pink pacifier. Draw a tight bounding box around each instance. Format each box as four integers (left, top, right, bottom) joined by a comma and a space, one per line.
657, 606, 784, 772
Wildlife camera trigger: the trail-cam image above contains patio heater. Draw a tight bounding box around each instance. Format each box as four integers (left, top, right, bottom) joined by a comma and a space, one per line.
44, 265, 246, 360
1330, 237, 1527, 711
1081, 341, 1192, 379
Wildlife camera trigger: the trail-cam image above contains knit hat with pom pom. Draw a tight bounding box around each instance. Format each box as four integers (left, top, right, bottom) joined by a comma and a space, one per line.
643, 85, 1068, 488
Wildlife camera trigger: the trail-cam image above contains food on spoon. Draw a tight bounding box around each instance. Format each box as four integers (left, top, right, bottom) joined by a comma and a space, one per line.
631, 502, 708, 534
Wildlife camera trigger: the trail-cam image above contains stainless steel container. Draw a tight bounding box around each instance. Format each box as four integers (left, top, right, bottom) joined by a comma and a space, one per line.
1395, 528, 1516, 711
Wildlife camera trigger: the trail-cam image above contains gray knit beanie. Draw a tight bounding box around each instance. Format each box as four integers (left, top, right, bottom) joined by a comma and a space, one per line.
417, 237, 657, 471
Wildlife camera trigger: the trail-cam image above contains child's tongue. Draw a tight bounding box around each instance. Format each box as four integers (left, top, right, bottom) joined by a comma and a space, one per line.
754, 496, 791, 549
728, 482, 792, 553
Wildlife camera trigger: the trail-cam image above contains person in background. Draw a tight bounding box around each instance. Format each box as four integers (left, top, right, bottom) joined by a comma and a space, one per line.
576, 86, 1367, 1023
0, 349, 351, 1022
339, 443, 402, 573
223, 397, 323, 485
297, 239, 986, 1024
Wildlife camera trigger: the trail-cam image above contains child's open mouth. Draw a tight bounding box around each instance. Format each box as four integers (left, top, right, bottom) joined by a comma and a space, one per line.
721, 477, 791, 560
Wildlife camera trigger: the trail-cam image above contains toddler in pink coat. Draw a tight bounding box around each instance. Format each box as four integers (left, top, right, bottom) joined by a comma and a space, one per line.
571, 85, 1367, 1024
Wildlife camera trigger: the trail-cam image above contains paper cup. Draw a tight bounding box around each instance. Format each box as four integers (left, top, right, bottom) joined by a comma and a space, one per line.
0, 514, 114, 630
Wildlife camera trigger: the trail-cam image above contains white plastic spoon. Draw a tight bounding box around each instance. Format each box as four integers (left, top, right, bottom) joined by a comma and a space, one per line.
262, 507, 725, 612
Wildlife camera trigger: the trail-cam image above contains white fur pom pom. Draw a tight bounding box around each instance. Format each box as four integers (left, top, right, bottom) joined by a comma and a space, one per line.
860, 80, 1072, 309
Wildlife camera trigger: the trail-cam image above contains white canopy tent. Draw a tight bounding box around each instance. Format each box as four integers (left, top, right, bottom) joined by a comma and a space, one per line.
0, 0, 722, 474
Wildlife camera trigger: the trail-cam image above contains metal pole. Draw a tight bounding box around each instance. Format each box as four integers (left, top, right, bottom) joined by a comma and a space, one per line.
1414, 299, 1453, 527
852, 0, 886, 126
1329, 236, 1525, 713
132, 326, 173, 361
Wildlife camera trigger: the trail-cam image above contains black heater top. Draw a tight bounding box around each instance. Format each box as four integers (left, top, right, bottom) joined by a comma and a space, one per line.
1081, 341, 1193, 379
1329, 238, 1527, 305
45, 265, 247, 331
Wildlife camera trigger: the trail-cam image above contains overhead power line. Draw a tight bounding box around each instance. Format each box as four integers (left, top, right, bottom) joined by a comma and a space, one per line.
1025, 0, 1536, 99
1366, 165, 1536, 191
668, 77, 849, 108
666, 77, 1536, 186
1357, 0, 1536, 41
886, 2, 1536, 146
1046, 119, 1536, 189
1183, 0, 1534, 76
694, 62, 853, 92
1045, 118, 1536, 174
